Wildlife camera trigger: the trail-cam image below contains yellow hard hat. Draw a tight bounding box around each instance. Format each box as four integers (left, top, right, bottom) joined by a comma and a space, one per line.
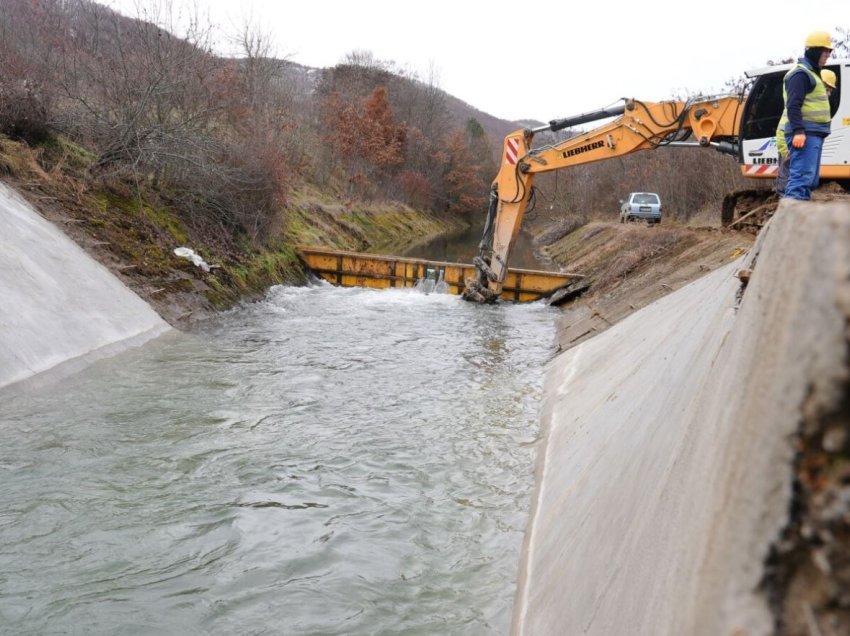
822, 69, 837, 89
805, 31, 833, 49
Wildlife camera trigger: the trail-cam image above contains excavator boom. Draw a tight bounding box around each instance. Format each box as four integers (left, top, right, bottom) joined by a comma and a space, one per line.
464, 96, 744, 303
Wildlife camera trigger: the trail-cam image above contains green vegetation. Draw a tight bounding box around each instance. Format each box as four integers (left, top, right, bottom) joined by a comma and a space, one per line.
205, 246, 304, 309
285, 189, 462, 252
37, 135, 97, 174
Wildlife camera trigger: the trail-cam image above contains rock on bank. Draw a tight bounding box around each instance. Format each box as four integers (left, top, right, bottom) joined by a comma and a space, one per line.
0, 182, 170, 389
514, 200, 850, 635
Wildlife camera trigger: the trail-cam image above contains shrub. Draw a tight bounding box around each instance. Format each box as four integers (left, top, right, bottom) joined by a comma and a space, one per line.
0, 79, 52, 144
394, 170, 431, 209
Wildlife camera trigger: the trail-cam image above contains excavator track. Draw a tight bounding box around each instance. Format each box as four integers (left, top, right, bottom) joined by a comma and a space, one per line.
722, 182, 850, 233
721, 189, 780, 233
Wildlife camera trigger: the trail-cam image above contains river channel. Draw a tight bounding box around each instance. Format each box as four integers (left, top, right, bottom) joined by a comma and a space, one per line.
0, 281, 557, 634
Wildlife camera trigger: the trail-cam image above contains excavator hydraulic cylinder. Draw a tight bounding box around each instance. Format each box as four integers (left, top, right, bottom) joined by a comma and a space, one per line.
541, 104, 628, 133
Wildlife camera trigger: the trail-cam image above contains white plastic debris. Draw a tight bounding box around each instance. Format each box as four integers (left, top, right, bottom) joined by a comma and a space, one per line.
173, 247, 211, 272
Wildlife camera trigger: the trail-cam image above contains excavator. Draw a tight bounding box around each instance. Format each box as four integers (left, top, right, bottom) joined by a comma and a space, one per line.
462, 59, 850, 303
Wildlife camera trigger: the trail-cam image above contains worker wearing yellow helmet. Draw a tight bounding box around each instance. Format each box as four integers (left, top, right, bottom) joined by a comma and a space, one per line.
781, 31, 834, 200
775, 66, 836, 196
821, 68, 838, 90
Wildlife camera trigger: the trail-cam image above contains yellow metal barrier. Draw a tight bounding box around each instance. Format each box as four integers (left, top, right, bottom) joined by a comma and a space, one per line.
297, 246, 583, 303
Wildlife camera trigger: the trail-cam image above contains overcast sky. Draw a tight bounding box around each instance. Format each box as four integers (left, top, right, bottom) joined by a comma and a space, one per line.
108, 0, 847, 123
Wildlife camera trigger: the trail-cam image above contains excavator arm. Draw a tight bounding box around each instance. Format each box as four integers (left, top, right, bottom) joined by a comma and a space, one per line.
463, 96, 744, 303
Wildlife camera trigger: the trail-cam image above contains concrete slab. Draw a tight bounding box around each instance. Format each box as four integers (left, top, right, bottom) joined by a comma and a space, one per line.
0, 181, 170, 388
513, 201, 850, 635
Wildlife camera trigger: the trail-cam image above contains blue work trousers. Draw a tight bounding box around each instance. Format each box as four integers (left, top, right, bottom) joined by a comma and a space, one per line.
775, 154, 789, 196
783, 135, 824, 201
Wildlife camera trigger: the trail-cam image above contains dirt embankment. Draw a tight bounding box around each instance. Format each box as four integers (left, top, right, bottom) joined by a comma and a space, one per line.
533, 184, 850, 356
534, 220, 755, 351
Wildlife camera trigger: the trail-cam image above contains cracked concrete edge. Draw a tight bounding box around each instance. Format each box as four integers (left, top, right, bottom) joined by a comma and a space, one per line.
695, 200, 850, 635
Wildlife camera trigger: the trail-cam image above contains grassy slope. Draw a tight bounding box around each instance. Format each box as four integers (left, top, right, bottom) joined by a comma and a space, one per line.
0, 134, 461, 327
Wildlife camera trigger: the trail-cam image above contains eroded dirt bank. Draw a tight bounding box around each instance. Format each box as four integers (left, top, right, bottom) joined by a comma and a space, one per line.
514, 201, 850, 635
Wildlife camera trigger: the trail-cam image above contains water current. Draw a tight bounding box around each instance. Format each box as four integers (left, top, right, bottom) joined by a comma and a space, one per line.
0, 283, 556, 635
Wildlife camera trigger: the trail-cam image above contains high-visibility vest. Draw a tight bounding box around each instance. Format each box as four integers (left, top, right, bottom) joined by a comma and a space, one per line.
782, 63, 832, 138
775, 110, 789, 157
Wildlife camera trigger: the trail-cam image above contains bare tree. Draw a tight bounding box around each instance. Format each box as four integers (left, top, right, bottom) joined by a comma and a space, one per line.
834, 27, 850, 57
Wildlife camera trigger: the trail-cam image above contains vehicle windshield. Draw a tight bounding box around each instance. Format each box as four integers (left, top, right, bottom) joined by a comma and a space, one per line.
632, 194, 659, 204
742, 72, 785, 141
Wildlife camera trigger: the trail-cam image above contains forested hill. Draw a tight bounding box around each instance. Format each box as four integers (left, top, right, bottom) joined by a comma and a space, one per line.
0, 0, 529, 238
255, 59, 528, 156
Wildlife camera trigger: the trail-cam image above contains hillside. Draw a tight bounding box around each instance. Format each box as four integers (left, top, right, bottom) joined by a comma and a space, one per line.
234, 57, 525, 162
0, 136, 466, 327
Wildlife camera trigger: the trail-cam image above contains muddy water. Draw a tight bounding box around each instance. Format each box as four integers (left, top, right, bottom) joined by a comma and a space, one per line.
0, 283, 556, 634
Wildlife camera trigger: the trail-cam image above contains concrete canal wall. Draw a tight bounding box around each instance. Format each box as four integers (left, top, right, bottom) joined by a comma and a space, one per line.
0, 182, 169, 389
513, 200, 850, 635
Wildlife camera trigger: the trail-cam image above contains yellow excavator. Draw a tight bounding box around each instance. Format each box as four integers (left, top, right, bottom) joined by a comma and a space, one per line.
463, 59, 850, 303
462, 95, 744, 303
